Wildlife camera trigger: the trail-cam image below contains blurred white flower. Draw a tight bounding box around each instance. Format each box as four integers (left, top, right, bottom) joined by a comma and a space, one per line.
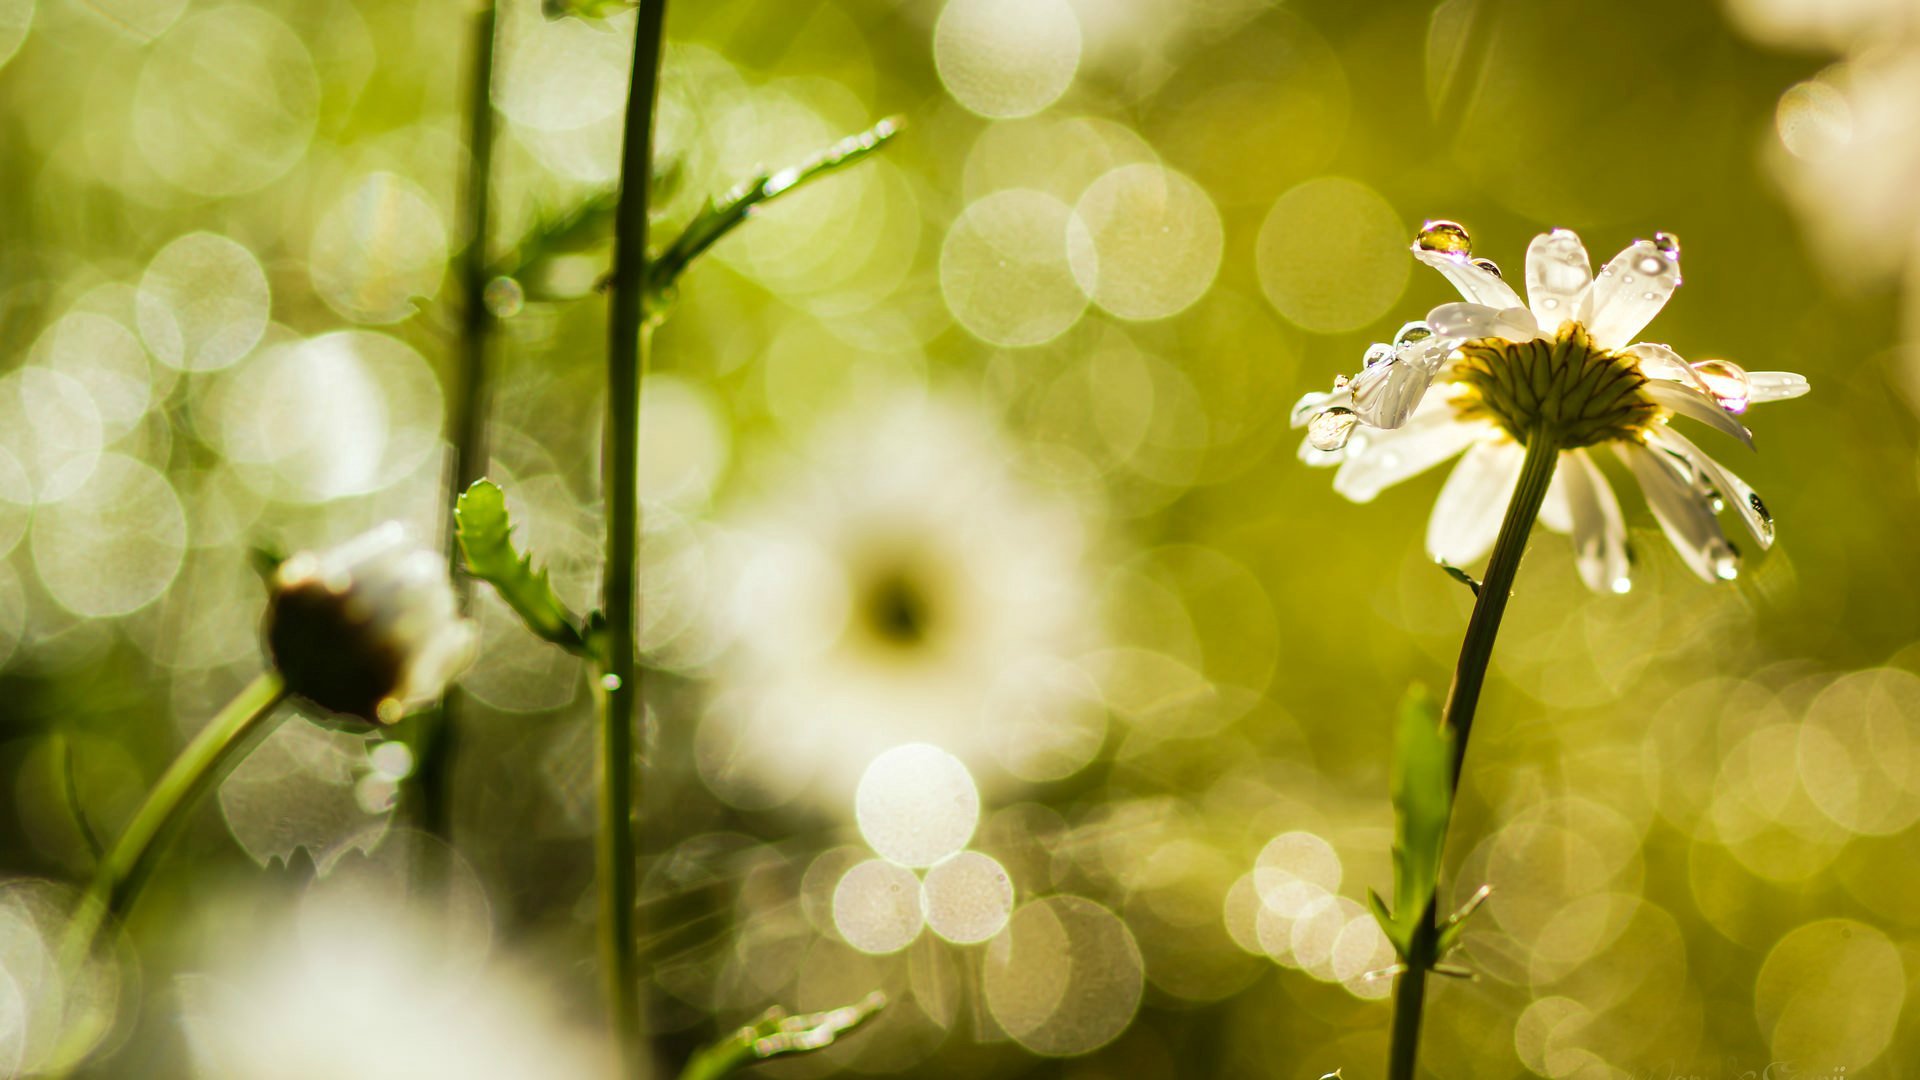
266, 523, 476, 725
698, 390, 1105, 807
179, 865, 606, 1080
1294, 224, 1809, 590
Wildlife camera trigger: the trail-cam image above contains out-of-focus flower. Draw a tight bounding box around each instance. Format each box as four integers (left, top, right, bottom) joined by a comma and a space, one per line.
699, 390, 1104, 806
1294, 224, 1810, 590
265, 523, 477, 725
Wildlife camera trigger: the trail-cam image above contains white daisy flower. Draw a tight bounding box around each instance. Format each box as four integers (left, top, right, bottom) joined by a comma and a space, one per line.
698, 390, 1105, 808
1293, 222, 1810, 591
266, 523, 478, 726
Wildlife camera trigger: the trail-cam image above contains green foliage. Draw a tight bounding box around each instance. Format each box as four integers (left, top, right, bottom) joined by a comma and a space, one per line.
645, 116, 904, 319
677, 992, 888, 1080
455, 479, 593, 658
1371, 684, 1454, 962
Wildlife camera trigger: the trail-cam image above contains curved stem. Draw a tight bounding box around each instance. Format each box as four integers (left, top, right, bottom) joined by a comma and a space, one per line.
1387, 428, 1559, 1080
416, 0, 500, 841
64, 673, 288, 965
602, 3, 668, 1076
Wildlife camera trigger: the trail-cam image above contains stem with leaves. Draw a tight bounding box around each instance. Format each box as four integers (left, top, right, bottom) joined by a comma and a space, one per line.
414, 0, 500, 842
602, 1, 668, 1074
1384, 426, 1558, 1080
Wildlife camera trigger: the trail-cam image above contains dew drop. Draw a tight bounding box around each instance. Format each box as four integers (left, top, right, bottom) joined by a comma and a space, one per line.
1362, 343, 1394, 368
1471, 257, 1502, 279
1635, 255, 1665, 276
1713, 553, 1740, 581
1610, 576, 1632, 595
1653, 231, 1681, 260
600, 673, 622, 691
483, 276, 524, 318
1414, 219, 1471, 256
1290, 391, 1335, 429
1691, 359, 1751, 414
1540, 297, 1560, 310
1331, 374, 1352, 391
1393, 321, 1433, 347
1308, 407, 1358, 452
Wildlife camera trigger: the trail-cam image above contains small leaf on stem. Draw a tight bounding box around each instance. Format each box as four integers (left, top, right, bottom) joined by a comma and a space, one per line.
1372, 683, 1455, 963
645, 116, 905, 317
455, 479, 593, 658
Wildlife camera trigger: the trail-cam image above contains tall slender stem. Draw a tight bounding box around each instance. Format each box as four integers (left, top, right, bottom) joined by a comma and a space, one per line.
602, 3, 668, 1075
64, 674, 288, 964
417, 0, 500, 841
1387, 428, 1559, 1080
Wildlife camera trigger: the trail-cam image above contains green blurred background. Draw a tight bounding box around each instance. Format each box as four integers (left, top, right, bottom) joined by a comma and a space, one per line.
1, 0, 1916, 1076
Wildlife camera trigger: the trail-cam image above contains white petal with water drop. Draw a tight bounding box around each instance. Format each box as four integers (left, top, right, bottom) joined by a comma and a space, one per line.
1332, 402, 1481, 503
1523, 228, 1593, 330
1619, 441, 1739, 582
1560, 448, 1631, 594
1412, 248, 1524, 311
1644, 380, 1754, 450
1652, 427, 1775, 549
1583, 240, 1680, 351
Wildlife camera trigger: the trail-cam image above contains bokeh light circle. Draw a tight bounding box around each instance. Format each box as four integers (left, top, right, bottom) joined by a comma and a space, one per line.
1755, 918, 1903, 1068
214, 331, 443, 503
310, 172, 449, 325
1067, 164, 1223, 321
132, 6, 319, 196
984, 895, 1144, 1057
0, 367, 103, 503
137, 232, 272, 373
933, 0, 1081, 120
30, 454, 186, 618
32, 312, 156, 441
1255, 177, 1408, 333
921, 850, 1014, 944
831, 858, 924, 955
940, 189, 1087, 347
854, 743, 979, 868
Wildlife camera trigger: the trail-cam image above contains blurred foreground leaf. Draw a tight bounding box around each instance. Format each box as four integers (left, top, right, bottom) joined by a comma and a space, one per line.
455, 479, 593, 657
1370, 684, 1453, 961
678, 992, 888, 1080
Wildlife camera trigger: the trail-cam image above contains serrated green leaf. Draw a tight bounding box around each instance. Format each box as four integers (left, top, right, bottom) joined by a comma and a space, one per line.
1379, 683, 1454, 963
677, 992, 887, 1080
455, 479, 592, 657
645, 116, 903, 318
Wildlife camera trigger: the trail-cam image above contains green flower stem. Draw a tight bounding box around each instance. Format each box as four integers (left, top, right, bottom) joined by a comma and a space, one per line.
602, 2, 668, 1076
415, 0, 501, 841
64, 673, 288, 965
1387, 426, 1560, 1080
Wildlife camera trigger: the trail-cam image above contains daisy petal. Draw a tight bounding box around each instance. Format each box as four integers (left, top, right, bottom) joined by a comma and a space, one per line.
1619, 440, 1740, 583
1623, 342, 1709, 392
1651, 427, 1777, 549
1333, 408, 1483, 503
1583, 240, 1681, 351
1539, 462, 1573, 534
1523, 229, 1592, 331
1414, 248, 1525, 310
1427, 302, 1540, 343
1560, 448, 1631, 593
1643, 380, 1755, 450
1350, 358, 1438, 429
1425, 439, 1523, 566
1747, 370, 1811, 403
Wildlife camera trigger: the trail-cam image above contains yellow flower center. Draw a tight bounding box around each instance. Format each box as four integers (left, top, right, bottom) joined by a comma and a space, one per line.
1449, 323, 1658, 448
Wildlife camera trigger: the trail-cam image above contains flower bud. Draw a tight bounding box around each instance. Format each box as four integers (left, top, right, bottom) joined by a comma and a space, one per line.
265, 524, 477, 726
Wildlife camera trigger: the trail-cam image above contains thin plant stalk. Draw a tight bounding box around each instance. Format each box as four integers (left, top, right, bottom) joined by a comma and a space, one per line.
1387, 426, 1560, 1080
63, 673, 289, 965
415, 0, 502, 841
601, 2, 669, 1075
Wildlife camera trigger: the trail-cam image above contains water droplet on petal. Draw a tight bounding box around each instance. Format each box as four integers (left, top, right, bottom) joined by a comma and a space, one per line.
1610, 576, 1632, 595
1713, 552, 1740, 581
1749, 491, 1775, 543
1393, 321, 1433, 347
1308, 407, 1358, 452
1691, 359, 1751, 414
1415, 219, 1471, 256
1634, 255, 1664, 276
1653, 231, 1681, 260
1362, 343, 1394, 368
1471, 257, 1502, 279
1331, 374, 1352, 391
1540, 296, 1560, 310
600, 673, 622, 691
